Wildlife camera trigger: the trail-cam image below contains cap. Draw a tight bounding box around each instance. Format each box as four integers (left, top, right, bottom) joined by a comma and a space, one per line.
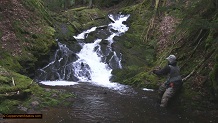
166, 55, 176, 63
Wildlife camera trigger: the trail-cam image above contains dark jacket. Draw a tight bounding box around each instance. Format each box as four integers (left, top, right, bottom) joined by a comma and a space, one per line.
153, 62, 182, 87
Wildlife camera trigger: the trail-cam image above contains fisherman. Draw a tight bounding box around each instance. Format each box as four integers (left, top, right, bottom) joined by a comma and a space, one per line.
153, 55, 183, 107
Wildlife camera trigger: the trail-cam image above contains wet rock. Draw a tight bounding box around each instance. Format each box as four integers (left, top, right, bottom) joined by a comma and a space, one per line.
52, 93, 58, 97
97, 25, 107, 29
31, 101, 39, 107
18, 106, 28, 112
66, 97, 76, 102
45, 88, 51, 92
27, 109, 40, 114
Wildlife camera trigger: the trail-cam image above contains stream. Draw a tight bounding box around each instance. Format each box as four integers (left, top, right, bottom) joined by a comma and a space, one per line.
4, 13, 217, 123
5, 83, 217, 123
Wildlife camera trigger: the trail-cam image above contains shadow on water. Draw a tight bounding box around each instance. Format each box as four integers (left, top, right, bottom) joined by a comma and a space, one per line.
4, 82, 218, 123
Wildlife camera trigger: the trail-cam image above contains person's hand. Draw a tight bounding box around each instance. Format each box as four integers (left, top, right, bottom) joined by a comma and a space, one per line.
155, 66, 161, 70
152, 69, 157, 74
152, 67, 160, 74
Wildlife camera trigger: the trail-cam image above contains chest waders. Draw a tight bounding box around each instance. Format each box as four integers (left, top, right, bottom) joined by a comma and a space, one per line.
159, 65, 182, 107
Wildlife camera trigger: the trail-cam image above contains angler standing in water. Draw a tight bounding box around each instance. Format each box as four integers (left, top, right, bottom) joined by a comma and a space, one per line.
153, 55, 183, 107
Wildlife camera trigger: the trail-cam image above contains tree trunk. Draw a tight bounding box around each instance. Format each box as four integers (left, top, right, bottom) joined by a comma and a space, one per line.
89, 0, 93, 8
143, 0, 160, 42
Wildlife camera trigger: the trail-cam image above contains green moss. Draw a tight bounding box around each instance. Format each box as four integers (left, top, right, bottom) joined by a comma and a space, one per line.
70, 7, 88, 11
67, 24, 76, 34
0, 72, 32, 93
22, 0, 53, 26
41, 97, 59, 107
44, 26, 56, 37
0, 52, 22, 72
29, 30, 56, 59
205, 31, 217, 50
0, 99, 20, 113
0, 76, 10, 84
20, 83, 75, 109
0, 30, 2, 38
111, 66, 142, 83
0, 67, 11, 84
63, 8, 106, 28
209, 54, 218, 100
124, 71, 158, 88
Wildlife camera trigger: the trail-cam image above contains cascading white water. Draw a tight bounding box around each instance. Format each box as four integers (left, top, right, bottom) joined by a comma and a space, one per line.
72, 14, 130, 89
38, 14, 130, 90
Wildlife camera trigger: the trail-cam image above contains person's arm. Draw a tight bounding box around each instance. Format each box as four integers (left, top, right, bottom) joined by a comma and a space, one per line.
153, 65, 170, 76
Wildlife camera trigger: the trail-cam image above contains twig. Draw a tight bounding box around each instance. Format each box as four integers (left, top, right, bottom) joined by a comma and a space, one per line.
12, 77, 15, 86
189, 30, 208, 57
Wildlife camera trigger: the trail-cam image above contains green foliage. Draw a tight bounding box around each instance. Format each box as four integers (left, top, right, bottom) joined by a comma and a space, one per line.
0, 99, 20, 113
0, 66, 11, 84
0, 71, 32, 93
112, 65, 158, 88
64, 8, 106, 26
93, 0, 122, 8
123, 71, 158, 88
54, 8, 106, 41
0, 30, 2, 38
205, 31, 217, 50
0, 76, 10, 84
0, 52, 22, 72
22, 83, 75, 108
22, 0, 53, 25
43, 0, 77, 11
209, 54, 218, 100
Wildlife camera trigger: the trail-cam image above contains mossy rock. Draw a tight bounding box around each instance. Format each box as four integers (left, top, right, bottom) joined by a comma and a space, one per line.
0, 52, 22, 72
62, 8, 107, 29
0, 72, 32, 94
111, 66, 141, 82
22, 84, 75, 109
123, 71, 158, 88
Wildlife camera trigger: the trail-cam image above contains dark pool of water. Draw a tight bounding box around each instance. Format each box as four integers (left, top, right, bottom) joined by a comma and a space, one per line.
4, 82, 218, 123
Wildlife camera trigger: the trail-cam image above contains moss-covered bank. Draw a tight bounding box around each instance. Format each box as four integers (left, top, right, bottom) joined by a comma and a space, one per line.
0, 0, 73, 114
0, 65, 74, 114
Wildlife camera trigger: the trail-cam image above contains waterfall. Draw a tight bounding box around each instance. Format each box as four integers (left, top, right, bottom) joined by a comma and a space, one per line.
37, 14, 130, 89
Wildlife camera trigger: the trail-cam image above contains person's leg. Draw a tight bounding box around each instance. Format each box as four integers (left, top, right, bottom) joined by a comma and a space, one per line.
160, 87, 175, 107
158, 83, 167, 98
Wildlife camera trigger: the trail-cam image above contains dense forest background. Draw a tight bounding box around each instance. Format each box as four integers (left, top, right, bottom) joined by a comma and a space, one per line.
0, 0, 217, 114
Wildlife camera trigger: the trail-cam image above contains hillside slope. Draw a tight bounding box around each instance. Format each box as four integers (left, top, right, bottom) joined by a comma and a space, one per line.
0, 0, 72, 113
112, 0, 218, 111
